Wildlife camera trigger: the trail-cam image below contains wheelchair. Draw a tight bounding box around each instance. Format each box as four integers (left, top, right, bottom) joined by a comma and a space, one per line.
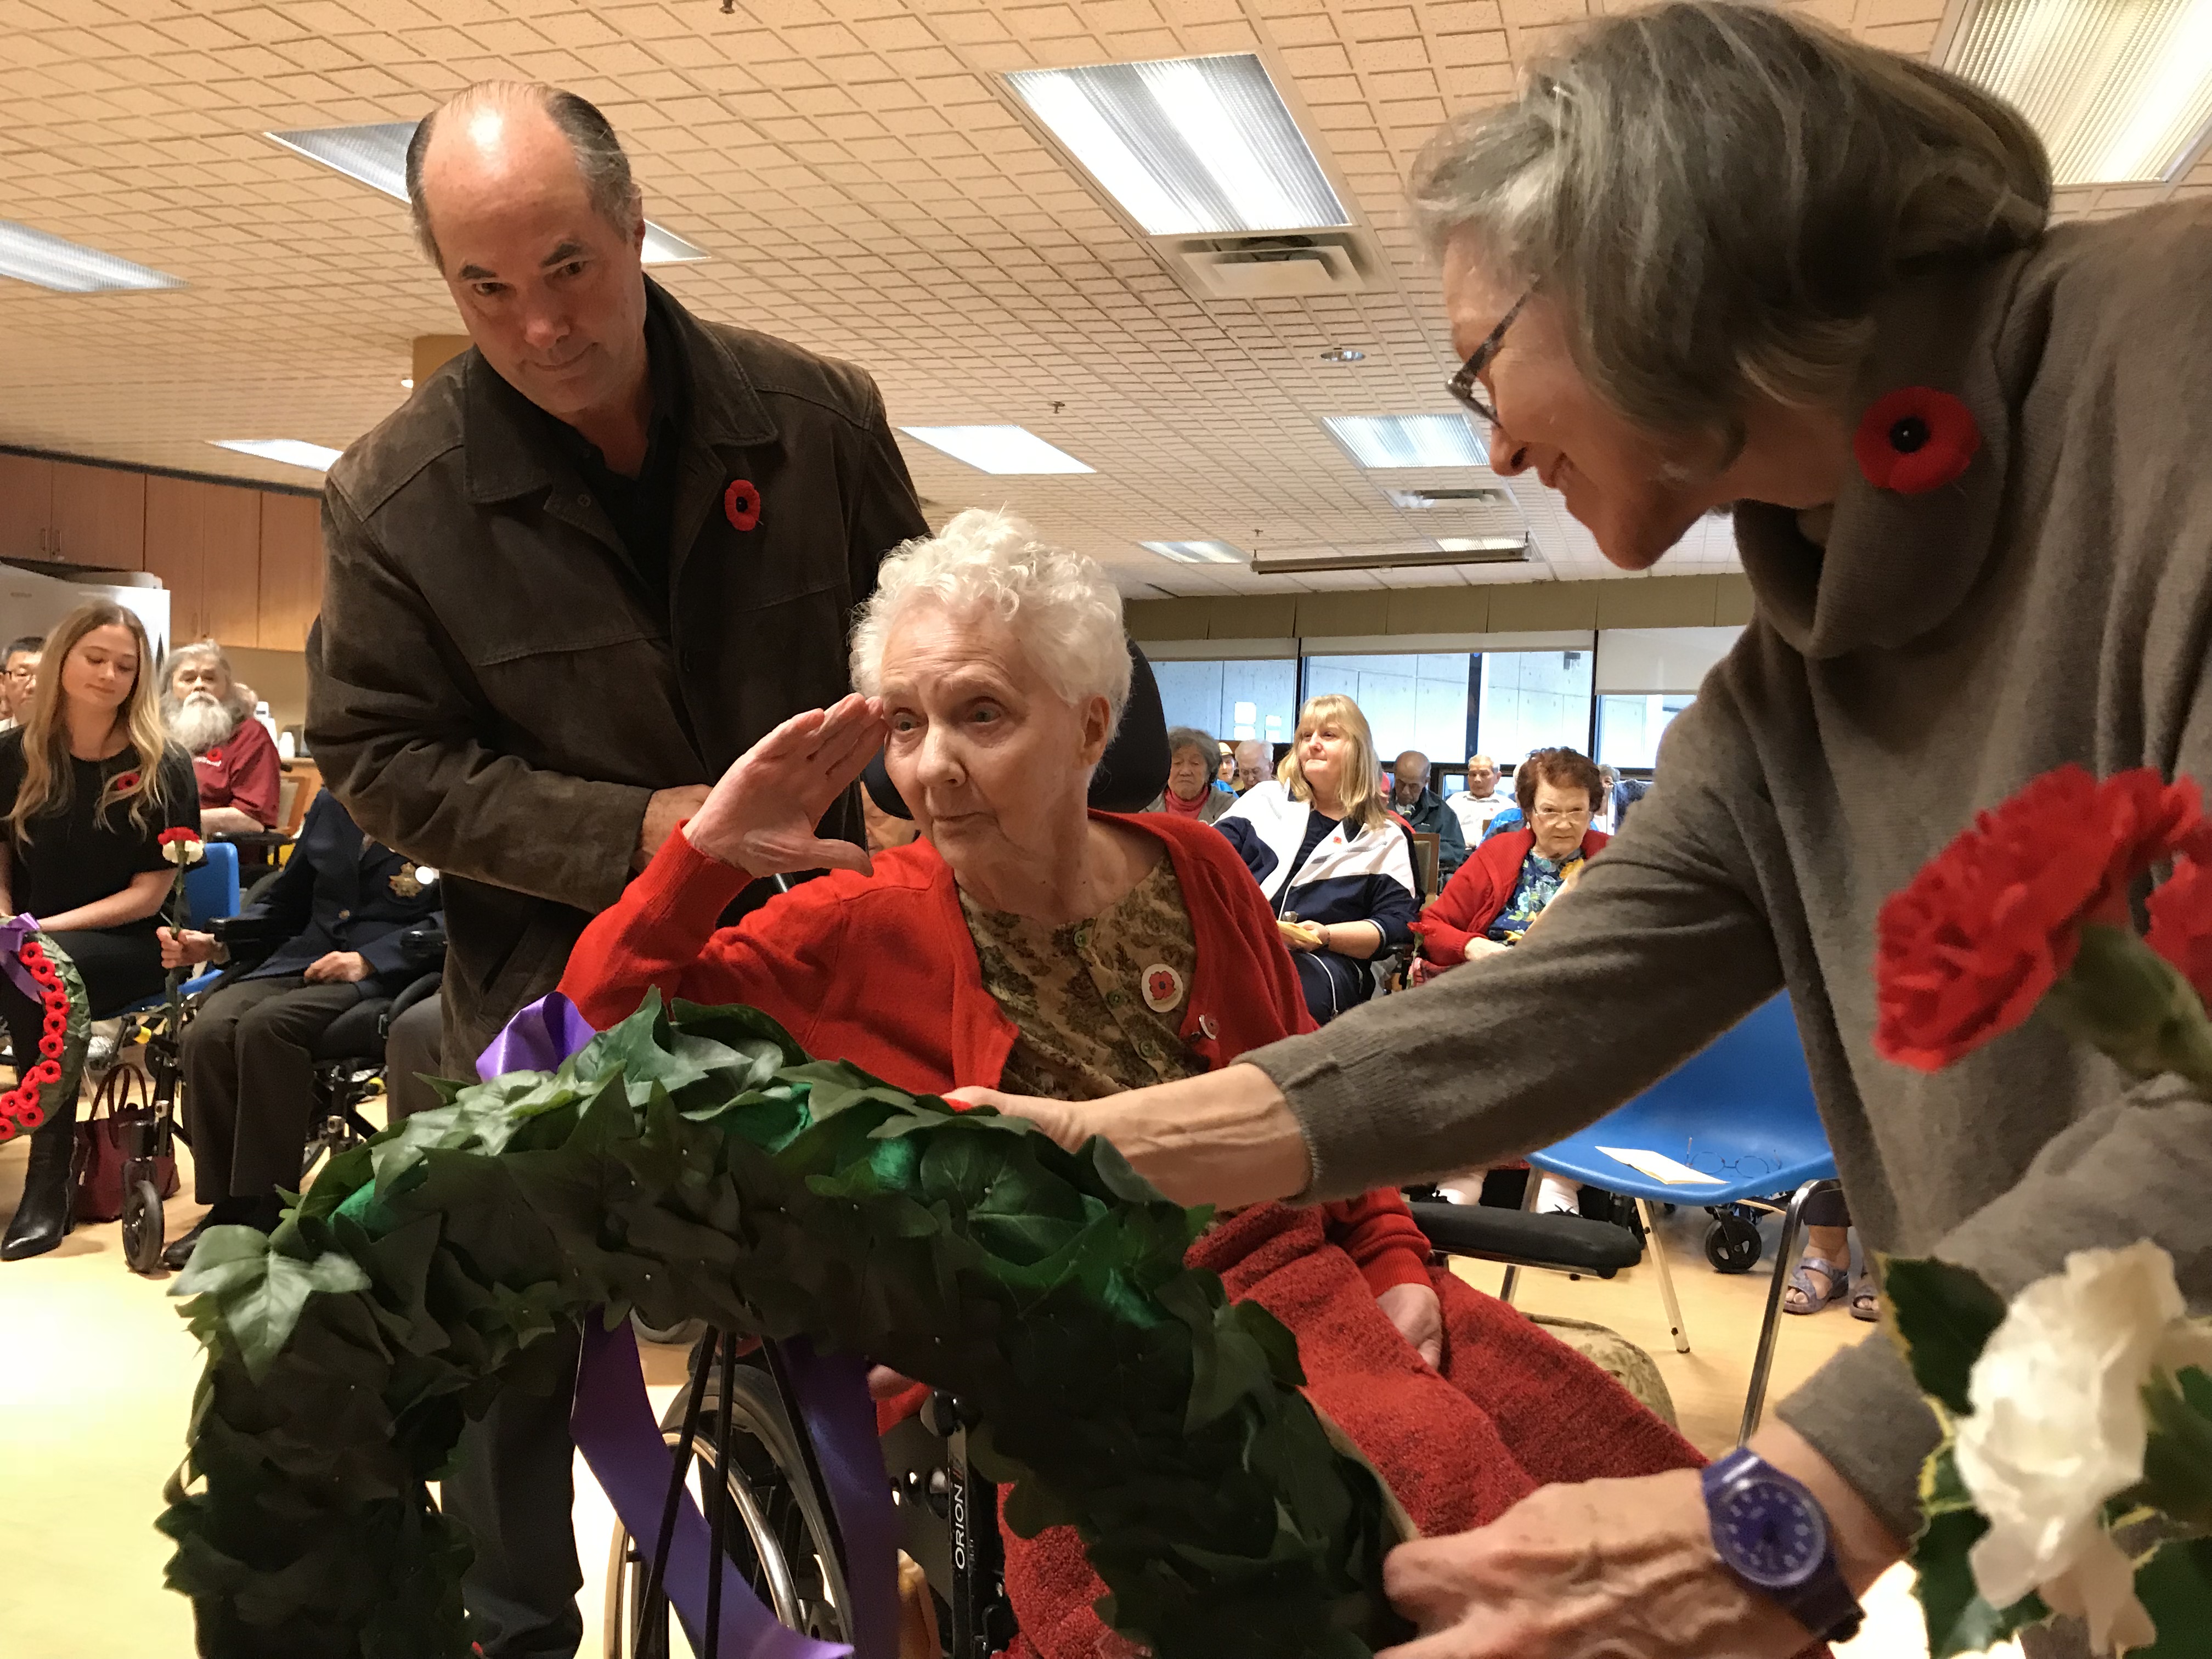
600, 1201, 1644, 1659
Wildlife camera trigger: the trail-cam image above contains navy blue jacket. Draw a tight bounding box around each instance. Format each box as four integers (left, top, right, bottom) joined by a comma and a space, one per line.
236, 792, 443, 996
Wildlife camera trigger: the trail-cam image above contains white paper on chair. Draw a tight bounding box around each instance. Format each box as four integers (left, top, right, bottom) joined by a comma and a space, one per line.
1596, 1146, 1725, 1186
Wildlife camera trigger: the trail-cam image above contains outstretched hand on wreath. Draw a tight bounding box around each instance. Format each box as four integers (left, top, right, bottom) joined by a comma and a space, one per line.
682, 694, 890, 878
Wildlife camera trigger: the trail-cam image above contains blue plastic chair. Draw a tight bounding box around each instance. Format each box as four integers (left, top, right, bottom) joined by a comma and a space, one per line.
1511, 994, 1840, 1443
119, 841, 241, 1011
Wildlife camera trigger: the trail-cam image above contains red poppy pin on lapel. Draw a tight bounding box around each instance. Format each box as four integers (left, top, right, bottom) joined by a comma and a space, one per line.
1854, 387, 1979, 494
724, 479, 761, 532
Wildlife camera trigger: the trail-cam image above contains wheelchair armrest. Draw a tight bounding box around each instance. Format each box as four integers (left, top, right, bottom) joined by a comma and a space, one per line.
398, 921, 447, 971
209, 913, 285, 974
1406, 1201, 1643, 1278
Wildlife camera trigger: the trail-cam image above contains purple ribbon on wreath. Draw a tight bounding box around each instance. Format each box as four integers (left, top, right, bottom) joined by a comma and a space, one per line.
0, 913, 44, 1000
478, 992, 901, 1659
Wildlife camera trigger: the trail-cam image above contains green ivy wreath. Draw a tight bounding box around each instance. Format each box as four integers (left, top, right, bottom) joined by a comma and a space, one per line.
160, 993, 1408, 1659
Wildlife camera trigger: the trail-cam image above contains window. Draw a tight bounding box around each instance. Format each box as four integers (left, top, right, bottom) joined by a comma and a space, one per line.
1595, 693, 1694, 770
1151, 657, 1299, 747
1477, 649, 1593, 763
1300, 653, 1475, 762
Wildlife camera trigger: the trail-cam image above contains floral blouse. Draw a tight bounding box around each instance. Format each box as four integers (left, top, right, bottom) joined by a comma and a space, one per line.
1485, 849, 1587, 944
960, 856, 1204, 1099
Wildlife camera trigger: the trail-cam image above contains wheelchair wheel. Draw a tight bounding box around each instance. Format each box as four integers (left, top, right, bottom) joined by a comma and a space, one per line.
1703, 1211, 1763, 1273
603, 1361, 855, 1658
122, 1177, 166, 1275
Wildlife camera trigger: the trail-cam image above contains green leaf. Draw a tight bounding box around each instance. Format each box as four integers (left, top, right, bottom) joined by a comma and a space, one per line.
173, 1231, 371, 1381
2139, 1369, 2212, 1530
1883, 1254, 2008, 1416
2132, 1536, 2212, 1658
1910, 1443, 2049, 1658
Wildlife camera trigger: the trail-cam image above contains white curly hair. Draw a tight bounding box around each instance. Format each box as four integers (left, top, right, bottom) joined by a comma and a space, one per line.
850, 509, 1131, 725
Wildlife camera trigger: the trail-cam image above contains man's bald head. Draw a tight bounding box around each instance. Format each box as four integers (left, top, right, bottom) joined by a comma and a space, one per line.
406, 82, 642, 269
1391, 749, 1429, 804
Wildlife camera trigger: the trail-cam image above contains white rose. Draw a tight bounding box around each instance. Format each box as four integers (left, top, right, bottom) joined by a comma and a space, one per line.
1954, 1241, 2212, 1653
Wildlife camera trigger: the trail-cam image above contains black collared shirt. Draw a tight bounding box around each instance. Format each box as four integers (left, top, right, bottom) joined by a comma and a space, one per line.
539, 298, 689, 613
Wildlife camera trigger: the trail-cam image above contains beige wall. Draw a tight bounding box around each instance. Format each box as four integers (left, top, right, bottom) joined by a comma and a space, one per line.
1127, 572, 1754, 642
222, 646, 308, 735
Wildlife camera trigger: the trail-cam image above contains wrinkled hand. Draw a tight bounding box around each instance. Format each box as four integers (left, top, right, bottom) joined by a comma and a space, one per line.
303, 950, 371, 984
1380, 1471, 1813, 1659
637, 785, 712, 871
1462, 936, 1510, 960
158, 926, 217, 969
1375, 1280, 1443, 1368
683, 695, 887, 879
944, 1084, 1097, 1153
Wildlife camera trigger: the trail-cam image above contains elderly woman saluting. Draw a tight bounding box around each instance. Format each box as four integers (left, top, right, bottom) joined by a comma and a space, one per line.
956, 7, 2212, 1657
560, 509, 1697, 1659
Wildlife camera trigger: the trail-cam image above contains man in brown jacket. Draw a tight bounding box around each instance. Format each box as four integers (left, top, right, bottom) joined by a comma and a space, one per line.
306, 82, 926, 1656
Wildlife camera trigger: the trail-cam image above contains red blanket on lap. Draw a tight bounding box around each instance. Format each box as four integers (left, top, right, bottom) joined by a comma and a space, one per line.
1000, 1202, 1703, 1659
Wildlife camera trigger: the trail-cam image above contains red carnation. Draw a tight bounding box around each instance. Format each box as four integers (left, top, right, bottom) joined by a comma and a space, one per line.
2147, 851, 2212, 1007
1854, 386, 1980, 495
723, 478, 761, 532
157, 827, 199, 847
1875, 766, 2205, 1070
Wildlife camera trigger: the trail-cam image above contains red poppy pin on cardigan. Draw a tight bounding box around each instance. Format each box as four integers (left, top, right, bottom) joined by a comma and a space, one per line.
723, 478, 761, 532
1854, 387, 1979, 494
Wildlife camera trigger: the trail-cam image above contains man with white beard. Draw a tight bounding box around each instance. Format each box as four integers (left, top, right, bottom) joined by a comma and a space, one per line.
163, 642, 280, 836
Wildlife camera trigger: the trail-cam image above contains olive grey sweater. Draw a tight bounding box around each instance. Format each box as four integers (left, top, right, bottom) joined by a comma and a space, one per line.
1246, 200, 2212, 1548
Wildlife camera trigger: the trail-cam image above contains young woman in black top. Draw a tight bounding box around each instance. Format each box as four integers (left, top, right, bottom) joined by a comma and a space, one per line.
0, 600, 198, 1260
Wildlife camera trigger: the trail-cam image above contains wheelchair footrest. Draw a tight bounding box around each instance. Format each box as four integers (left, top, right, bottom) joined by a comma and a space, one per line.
1406, 1201, 1643, 1276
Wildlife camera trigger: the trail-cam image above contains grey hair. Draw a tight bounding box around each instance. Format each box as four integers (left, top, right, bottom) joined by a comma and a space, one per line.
1165, 726, 1220, 766
1412, 1, 2051, 460
850, 509, 1131, 727
405, 82, 644, 268
161, 639, 232, 686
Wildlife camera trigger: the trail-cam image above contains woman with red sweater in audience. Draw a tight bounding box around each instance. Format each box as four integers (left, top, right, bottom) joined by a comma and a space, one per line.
560, 511, 1695, 1659
1409, 746, 1611, 983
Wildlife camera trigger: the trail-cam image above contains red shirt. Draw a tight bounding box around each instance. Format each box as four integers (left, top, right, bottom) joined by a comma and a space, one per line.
193, 715, 280, 827
561, 810, 1431, 1293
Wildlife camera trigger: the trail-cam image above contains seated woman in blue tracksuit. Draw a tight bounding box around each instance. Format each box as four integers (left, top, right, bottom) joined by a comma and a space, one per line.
1214, 693, 1418, 1025
158, 790, 442, 1261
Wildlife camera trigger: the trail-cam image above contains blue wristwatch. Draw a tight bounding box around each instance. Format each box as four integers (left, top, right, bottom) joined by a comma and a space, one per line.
1700, 1447, 1865, 1643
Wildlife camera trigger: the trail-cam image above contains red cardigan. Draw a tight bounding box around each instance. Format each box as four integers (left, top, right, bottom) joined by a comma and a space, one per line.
560, 811, 1430, 1293
1413, 825, 1610, 965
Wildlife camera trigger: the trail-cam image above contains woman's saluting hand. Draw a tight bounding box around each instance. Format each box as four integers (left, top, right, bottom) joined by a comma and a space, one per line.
681, 695, 889, 878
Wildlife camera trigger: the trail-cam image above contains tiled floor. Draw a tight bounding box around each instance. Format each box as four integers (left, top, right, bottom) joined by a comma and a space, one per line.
0, 1135, 2014, 1658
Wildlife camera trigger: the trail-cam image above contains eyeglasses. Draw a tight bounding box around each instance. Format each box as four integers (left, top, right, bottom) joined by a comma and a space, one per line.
3, 668, 34, 682
1530, 805, 1593, 824
1444, 289, 1532, 430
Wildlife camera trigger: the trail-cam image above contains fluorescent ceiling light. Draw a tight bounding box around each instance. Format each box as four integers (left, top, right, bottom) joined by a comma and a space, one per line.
1142, 539, 1246, 565
266, 122, 711, 264
1435, 536, 1527, 555
0, 220, 183, 293
1321, 415, 1488, 469
1947, 0, 2212, 184
900, 426, 1094, 475
1006, 54, 1348, 235
1254, 539, 1529, 575
211, 438, 345, 472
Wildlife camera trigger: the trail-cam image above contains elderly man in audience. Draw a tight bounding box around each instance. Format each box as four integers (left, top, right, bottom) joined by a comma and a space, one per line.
156, 788, 442, 1266
558, 507, 1697, 1659
1230, 737, 1271, 792
164, 641, 280, 836
1145, 724, 1232, 823
1388, 748, 1468, 881
1444, 751, 1514, 842
305, 78, 926, 1658
0, 635, 42, 732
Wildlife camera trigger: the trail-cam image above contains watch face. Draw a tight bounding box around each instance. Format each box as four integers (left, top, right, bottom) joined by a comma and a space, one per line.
1712, 1476, 1828, 1589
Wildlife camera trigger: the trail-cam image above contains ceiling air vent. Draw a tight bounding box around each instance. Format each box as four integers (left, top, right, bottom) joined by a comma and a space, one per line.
1385, 486, 1510, 509
1158, 230, 1380, 302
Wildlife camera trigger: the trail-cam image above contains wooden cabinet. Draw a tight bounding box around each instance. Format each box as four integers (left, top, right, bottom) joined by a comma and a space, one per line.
0, 454, 51, 562
144, 475, 262, 646
256, 492, 325, 652
49, 461, 145, 568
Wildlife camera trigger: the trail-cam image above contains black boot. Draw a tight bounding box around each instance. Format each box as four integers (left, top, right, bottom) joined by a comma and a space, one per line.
160, 1193, 281, 1271
2, 1097, 80, 1262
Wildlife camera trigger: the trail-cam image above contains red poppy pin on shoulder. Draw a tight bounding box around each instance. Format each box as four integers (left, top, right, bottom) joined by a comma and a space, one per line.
724, 478, 761, 532
1854, 386, 1979, 494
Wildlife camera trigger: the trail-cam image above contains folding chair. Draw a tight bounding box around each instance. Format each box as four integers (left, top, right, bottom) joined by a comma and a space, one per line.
1505, 994, 1839, 1443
